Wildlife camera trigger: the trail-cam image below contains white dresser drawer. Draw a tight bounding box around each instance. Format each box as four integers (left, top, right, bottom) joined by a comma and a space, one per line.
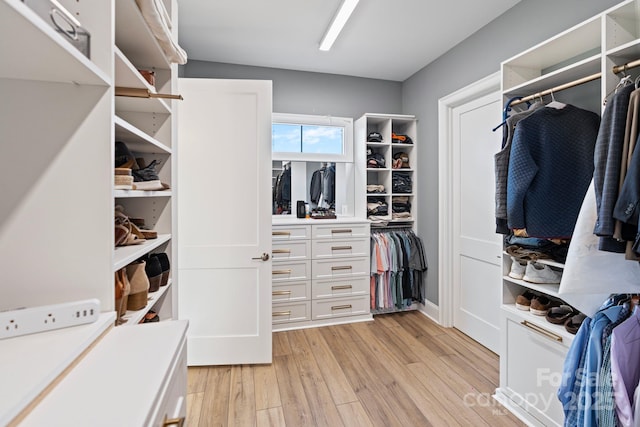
312, 295, 370, 320
272, 260, 311, 282
272, 225, 311, 241
272, 301, 311, 324
272, 280, 310, 302
312, 237, 369, 259
313, 276, 370, 299
312, 257, 369, 279
312, 223, 370, 240
151, 338, 187, 427
272, 240, 310, 261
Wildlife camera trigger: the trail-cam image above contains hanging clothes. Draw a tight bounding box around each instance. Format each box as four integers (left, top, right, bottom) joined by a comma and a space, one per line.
369, 229, 427, 311
506, 104, 600, 238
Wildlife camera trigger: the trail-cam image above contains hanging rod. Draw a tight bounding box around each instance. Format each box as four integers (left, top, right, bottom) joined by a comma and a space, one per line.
612, 58, 640, 75
510, 72, 601, 107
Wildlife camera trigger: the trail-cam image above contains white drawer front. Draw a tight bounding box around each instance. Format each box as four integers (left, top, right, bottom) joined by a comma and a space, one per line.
272, 240, 310, 261
312, 238, 369, 259
272, 281, 310, 302
272, 260, 311, 282
312, 258, 369, 280
313, 276, 370, 299
312, 295, 370, 320
312, 223, 370, 240
151, 339, 187, 427
272, 301, 311, 324
272, 225, 311, 241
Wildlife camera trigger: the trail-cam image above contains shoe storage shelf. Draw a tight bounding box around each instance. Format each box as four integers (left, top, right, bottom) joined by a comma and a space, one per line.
113, 0, 178, 326
0, 0, 185, 424
494, 1, 640, 425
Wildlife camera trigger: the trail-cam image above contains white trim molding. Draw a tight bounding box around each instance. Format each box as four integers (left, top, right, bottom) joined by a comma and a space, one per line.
437, 71, 500, 327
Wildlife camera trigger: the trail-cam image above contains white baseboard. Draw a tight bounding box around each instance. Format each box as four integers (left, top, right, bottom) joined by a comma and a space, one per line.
417, 300, 440, 324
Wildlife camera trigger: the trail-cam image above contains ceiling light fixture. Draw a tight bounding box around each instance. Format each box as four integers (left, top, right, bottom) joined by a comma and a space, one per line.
319, 0, 360, 51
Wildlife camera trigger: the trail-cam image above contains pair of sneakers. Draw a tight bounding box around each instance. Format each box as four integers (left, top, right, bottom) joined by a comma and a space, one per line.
515, 290, 552, 315
509, 257, 562, 284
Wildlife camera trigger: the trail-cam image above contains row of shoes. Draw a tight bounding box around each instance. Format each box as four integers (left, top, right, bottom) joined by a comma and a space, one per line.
114, 205, 157, 247
515, 290, 586, 335
114, 252, 170, 325
114, 141, 169, 191
508, 257, 562, 284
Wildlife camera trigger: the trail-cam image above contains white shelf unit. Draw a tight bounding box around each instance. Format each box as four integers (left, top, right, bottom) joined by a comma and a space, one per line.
113, 0, 178, 325
495, 2, 640, 425
355, 113, 418, 228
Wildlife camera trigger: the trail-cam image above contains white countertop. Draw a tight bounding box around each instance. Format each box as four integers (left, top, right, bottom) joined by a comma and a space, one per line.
272, 215, 369, 225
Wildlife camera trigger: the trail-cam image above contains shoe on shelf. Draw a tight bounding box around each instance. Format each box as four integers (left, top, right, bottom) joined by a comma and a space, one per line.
565, 313, 587, 334
545, 305, 575, 324
530, 295, 552, 316
115, 141, 138, 170
126, 260, 150, 311
144, 255, 163, 293
142, 310, 160, 323
515, 290, 536, 311
114, 268, 130, 325
508, 256, 527, 280
151, 252, 171, 286
523, 262, 562, 284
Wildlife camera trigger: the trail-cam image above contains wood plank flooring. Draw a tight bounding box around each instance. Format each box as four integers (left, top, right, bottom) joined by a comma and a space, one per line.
186, 311, 525, 427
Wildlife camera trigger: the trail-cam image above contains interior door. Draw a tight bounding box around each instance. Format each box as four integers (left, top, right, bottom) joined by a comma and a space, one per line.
452, 90, 503, 354
177, 78, 272, 365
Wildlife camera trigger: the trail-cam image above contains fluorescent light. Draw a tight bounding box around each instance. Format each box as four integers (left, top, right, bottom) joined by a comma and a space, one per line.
319, 0, 360, 51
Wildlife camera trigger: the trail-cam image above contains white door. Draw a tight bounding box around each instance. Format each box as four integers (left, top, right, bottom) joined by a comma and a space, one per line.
177, 78, 272, 365
452, 90, 503, 353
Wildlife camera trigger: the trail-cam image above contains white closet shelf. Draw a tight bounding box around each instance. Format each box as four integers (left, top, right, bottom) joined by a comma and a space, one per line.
392, 143, 414, 148
391, 193, 414, 196
606, 38, 640, 60
113, 234, 171, 271
503, 276, 561, 298
115, 0, 170, 69
114, 46, 157, 92
120, 281, 172, 326
1, 0, 110, 86
392, 168, 414, 172
503, 251, 565, 269
116, 95, 171, 115
0, 312, 115, 427
366, 168, 389, 172
501, 304, 575, 344
503, 54, 601, 96
113, 189, 172, 198
366, 142, 387, 146
115, 116, 172, 154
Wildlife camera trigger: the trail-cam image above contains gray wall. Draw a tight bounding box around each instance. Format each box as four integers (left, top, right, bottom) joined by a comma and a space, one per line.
181, 0, 623, 308
181, 61, 402, 119
403, 0, 621, 305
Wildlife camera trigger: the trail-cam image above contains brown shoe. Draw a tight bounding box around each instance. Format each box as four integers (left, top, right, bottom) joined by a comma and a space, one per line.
515, 290, 536, 311
530, 295, 551, 316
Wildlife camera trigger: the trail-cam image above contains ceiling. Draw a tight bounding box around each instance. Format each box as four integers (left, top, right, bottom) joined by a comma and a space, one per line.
177, 0, 521, 82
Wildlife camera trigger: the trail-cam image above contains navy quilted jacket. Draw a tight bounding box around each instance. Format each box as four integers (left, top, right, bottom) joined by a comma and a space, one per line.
507, 104, 600, 238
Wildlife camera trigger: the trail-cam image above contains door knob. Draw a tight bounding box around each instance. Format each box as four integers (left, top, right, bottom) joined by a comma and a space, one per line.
252, 253, 270, 261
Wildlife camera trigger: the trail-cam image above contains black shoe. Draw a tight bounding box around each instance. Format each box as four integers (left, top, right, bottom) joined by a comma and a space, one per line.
144, 255, 163, 292
133, 159, 160, 182
115, 141, 138, 169
151, 253, 171, 286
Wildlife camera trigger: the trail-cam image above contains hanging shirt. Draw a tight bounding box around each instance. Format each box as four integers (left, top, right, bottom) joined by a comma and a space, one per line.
611, 308, 640, 427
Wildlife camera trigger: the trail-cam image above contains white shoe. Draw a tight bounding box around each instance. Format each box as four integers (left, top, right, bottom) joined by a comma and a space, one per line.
523, 261, 562, 284
508, 257, 527, 280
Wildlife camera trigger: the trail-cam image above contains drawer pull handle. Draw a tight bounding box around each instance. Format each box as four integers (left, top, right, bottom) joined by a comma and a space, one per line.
332, 246, 352, 250
332, 285, 352, 290
331, 304, 352, 310
163, 416, 185, 427
521, 320, 563, 343
272, 231, 291, 236
332, 266, 352, 271
272, 290, 292, 296
272, 249, 291, 254
331, 229, 352, 234
273, 310, 292, 316
272, 269, 293, 275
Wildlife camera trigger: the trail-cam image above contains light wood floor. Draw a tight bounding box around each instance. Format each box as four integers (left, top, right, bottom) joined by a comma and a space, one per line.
186, 311, 525, 427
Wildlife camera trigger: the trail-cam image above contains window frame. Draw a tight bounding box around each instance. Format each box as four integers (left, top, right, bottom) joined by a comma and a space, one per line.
272, 113, 353, 162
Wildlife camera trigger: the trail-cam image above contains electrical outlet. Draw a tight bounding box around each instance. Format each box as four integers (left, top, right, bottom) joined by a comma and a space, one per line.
0, 299, 100, 340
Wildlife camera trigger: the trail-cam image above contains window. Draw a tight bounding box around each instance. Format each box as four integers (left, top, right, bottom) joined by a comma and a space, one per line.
272, 113, 353, 162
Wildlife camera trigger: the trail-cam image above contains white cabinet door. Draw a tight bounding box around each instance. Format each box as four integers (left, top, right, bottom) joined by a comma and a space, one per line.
177, 78, 272, 365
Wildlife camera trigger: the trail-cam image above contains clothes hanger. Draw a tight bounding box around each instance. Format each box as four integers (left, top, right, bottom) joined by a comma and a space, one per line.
492, 96, 523, 132
546, 89, 566, 109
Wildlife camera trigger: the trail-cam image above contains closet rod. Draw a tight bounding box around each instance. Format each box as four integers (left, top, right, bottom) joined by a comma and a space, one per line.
612, 58, 640, 74
510, 72, 601, 107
